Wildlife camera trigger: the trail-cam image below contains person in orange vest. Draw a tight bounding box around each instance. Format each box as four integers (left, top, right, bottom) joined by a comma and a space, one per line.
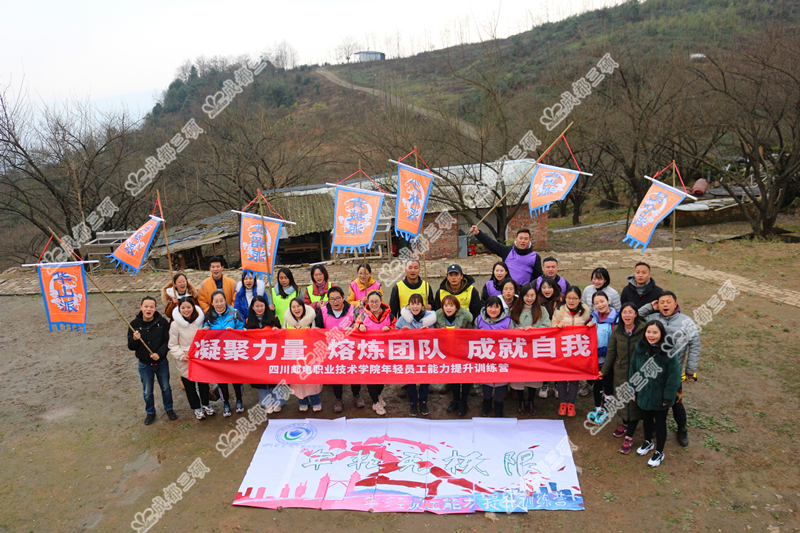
196, 256, 236, 314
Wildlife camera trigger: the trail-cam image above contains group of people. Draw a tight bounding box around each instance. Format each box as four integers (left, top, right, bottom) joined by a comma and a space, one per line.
128, 226, 701, 467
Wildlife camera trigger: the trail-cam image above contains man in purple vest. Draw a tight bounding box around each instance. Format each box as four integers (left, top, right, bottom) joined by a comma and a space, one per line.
469, 226, 543, 286
314, 286, 364, 413
535, 257, 570, 294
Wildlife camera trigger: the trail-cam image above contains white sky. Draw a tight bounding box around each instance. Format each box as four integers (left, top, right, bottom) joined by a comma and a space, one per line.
0, 0, 626, 116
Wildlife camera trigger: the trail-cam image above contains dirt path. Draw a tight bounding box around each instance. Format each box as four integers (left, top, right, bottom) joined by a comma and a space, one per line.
1, 258, 799, 532
315, 68, 481, 142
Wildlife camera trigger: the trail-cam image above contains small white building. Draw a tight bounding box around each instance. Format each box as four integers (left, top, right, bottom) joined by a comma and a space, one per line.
355, 51, 386, 62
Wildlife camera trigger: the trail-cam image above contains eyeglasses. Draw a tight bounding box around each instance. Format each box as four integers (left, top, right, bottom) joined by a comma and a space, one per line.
329, 296, 343, 302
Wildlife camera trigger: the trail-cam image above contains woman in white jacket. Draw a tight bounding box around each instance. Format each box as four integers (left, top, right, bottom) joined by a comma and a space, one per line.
283, 298, 323, 412
168, 297, 212, 420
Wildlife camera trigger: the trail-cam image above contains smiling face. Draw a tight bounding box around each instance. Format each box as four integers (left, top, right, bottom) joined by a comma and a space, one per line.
278, 271, 290, 288
658, 294, 677, 316
523, 288, 537, 306
243, 273, 255, 290
621, 306, 637, 325
493, 264, 508, 281
212, 293, 227, 314
541, 283, 554, 299
253, 300, 266, 316
645, 324, 662, 344
592, 273, 605, 290
209, 261, 223, 279
140, 299, 156, 319
312, 269, 325, 285
565, 292, 581, 310
593, 294, 609, 314
514, 232, 531, 249
634, 264, 651, 286
486, 303, 501, 319
367, 294, 382, 313
405, 261, 420, 281
443, 301, 457, 317
328, 291, 344, 311
408, 300, 423, 315
174, 275, 187, 293
358, 266, 369, 284
543, 260, 558, 278
290, 300, 303, 318
179, 300, 194, 319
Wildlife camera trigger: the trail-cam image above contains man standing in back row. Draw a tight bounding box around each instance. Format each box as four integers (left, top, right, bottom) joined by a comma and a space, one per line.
469, 226, 543, 286
389, 259, 435, 318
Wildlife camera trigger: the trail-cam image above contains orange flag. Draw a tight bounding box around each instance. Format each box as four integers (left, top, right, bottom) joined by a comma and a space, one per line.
108, 215, 163, 275
37, 262, 88, 332
394, 162, 433, 241
624, 180, 687, 252
239, 213, 283, 282
527, 163, 581, 216
331, 185, 385, 254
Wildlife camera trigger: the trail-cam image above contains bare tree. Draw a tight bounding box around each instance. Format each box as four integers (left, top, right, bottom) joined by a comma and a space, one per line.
336, 35, 361, 64
271, 40, 299, 69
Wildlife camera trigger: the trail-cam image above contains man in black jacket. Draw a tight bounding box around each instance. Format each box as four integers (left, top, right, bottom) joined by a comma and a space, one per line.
469, 225, 543, 286
128, 296, 176, 425
620, 262, 664, 310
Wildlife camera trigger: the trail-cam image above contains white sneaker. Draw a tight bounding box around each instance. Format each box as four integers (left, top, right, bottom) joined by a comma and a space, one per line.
202, 405, 215, 416
554, 387, 559, 399
648, 451, 665, 467
194, 408, 205, 420
299, 404, 309, 412
378, 395, 386, 407
312, 404, 322, 412
637, 440, 655, 456
538, 384, 549, 398
373, 402, 386, 416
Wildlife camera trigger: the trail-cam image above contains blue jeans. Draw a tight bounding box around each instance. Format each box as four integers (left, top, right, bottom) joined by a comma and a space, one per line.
257, 385, 289, 408
407, 384, 429, 405
138, 359, 173, 415
298, 394, 322, 407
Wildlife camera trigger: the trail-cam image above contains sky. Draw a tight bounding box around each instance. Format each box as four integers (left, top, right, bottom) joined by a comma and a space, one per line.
0, 0, 627, 117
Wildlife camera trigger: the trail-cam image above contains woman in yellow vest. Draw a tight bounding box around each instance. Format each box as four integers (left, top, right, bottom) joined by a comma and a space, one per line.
303, 265, 336, 312
270, 267, 300, 327
431, 264, 483, 319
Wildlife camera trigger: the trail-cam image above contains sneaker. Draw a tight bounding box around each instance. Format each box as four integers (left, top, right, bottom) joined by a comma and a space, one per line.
648, 450, 665, 467
419, 402, 430, 416
594, 408, 608, 425
613, 424, 629, 438
677, 429, 689, 447
236, 400, 244, 414
355, 396, 366, 409
378, 395, 386, 407
446, 400, 459, 413
409, 403, 418, 416
334, 399, 343, 413
578, 383, 591, 397
144, 413, 156, 425
373, 402, 386, 416
312, 404, 322, 412
619, 436, 634, 454
538, 384, 548, 398
202, 405, 215, 417
558, 402, 567, 416
586, 407, 599, 425
194, 408, 205, 420
457, 402, 467, 417
223, 403, 232, 417
273, 405, 282, 413
637, 440, 655, 456
554, 387, 559, 399
567, 403, 576, 418
166, 410, 178, 421
299, 404, 309, 412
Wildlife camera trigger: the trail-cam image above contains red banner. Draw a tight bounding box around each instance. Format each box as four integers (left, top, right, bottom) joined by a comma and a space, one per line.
188, 327, 597, 384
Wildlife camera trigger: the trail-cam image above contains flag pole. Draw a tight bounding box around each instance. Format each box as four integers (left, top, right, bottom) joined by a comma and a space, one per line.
671, 162, 677, 291
475, 122, 573, 227
156, 190, 175, 281
47, 228, 155, 355
414, 147, 428, 280
256, 191, 275, 302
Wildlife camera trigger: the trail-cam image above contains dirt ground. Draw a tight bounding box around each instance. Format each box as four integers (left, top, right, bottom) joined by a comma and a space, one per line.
2, 251, 800, 532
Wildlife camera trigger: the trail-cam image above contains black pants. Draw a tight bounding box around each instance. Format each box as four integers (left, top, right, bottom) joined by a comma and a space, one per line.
672, 392, 687, 432
642, 409, 669, 453
333, 384, 362, 400
367, 384, 384, 404
482, 385, 506, 402
180, 377, 209, 410
452, 383, 471, 404
592, 373, 614, 408
217, 383, 243, 405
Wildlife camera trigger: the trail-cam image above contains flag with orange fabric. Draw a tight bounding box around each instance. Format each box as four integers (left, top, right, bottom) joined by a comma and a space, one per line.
239, 213, 283, 282
527, 163, 581, 217
37, 262, 88, 332
108, 215, 163, 275
394, 162, 433, 241
623, 180, 687, 252
331, 185, 385, 254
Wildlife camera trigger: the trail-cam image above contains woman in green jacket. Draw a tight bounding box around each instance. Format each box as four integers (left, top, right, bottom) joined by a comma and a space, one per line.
629, 320, 681, 468
600, 302, 647, 453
